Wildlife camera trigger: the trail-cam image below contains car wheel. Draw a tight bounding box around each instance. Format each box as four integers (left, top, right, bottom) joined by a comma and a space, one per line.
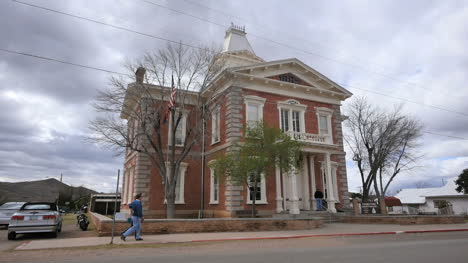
7, 231, 16, 240
51, 229, 58, 238
58, 223, 62, 233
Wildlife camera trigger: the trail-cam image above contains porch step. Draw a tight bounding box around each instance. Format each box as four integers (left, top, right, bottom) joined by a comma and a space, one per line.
272, 211, 342, 223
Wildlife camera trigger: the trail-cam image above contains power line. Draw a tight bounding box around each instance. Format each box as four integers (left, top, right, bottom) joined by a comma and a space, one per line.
422, 131, 468, 141
0, 48, 129, 76
142, 0, 429, 92
11, 0, 205, 51
1, 48, 467, 141
8, 1, 467, 118
182, 0, 414, 79
338, 84, 468, 117
14, 0, 443, 96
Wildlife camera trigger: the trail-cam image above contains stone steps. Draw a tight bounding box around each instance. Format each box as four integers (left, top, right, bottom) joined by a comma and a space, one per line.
272, 211, 342, 223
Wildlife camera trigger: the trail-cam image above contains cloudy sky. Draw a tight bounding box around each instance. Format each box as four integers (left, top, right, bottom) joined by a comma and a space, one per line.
1, 0, 467, 193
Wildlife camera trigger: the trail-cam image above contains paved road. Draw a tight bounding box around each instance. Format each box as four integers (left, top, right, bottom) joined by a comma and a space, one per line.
0, 216, 95, 252
3, 231, 467, 263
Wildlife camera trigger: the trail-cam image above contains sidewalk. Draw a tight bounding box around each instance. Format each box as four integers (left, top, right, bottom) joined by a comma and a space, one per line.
15, 222, 468, 250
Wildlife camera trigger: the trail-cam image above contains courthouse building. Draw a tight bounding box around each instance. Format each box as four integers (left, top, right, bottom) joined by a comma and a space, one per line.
121, 25, 353, 218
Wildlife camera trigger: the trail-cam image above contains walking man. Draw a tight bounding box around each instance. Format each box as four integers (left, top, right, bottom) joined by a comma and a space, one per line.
314, 189, 324, 211
121, 193, 144, 241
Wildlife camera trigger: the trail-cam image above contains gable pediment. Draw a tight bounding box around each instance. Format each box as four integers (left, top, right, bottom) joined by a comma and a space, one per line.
230, 58, 353, 98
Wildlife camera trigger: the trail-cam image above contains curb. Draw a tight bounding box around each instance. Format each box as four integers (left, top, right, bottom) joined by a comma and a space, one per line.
14, 228, 468, 250
192, 228, 468, 243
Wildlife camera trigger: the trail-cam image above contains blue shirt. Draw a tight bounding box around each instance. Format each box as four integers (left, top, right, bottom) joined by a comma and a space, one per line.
129, 199, 143, 218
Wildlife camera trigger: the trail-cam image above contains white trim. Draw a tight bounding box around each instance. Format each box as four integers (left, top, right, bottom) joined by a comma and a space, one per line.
209, 167, 220, 204
246, 173, 268, 205
211, 107, 221, 145
168, 111, 187, 147
244, 95, 266, 127
228, 58, 353, 97
277, 99, 307, 133
316, 107, 333, 143
331, 164, 340, 203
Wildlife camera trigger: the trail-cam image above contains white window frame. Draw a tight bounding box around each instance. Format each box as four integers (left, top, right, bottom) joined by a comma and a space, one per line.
165, 162, 188, 204
244, 95, 266, 128
277, 99, 307, 133
246, 172, 268, 205
168, 111, 187, 147
211, 107, 221, 145
209, 167, 220, 204
315, 107, 333, 141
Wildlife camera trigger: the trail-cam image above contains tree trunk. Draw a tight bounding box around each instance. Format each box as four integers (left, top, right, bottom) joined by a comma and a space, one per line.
166, 195, 176, 219
252, 182, 257, 218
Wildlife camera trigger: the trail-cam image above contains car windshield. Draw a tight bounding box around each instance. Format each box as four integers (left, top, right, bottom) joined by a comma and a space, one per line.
0, 203, 24, 209
22, 204, 54, 210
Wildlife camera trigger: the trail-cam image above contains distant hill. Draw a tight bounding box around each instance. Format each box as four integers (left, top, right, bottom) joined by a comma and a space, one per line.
0, 178, 97, 205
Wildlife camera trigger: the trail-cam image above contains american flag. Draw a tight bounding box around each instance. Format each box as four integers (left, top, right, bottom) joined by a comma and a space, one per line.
164, 75, 176, 123
168, 75, 176, 109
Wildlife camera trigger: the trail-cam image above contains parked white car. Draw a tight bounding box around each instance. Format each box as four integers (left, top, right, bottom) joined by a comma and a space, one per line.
8, 202, 63, 240
0, 202, 26, 226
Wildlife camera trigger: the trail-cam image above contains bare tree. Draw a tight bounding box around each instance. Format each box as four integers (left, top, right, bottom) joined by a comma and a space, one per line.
89, 43, 224, 218
345, 97, 423, 201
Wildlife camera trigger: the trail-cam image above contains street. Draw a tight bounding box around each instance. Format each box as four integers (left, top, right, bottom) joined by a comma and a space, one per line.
2, 231, 467, 263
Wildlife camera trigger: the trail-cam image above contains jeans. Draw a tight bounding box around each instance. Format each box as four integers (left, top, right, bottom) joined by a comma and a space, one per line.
316, 199, 323, 211
123, 216, 142, 239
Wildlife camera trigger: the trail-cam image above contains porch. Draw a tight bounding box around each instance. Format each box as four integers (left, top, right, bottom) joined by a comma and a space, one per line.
274, 150, 343, 214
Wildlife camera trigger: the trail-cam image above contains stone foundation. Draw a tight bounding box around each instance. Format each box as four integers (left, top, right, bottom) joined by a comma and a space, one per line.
340, 215, 465, 225
90, 212, 322, 236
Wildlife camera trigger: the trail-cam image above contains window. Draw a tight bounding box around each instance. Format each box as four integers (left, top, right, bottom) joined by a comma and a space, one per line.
278, 74, 300, 84
277, 100, 307, 134
246, 172, 267, 204
280, 109, 289, 131
211, 108, 220, 144
315, 107, 333, 143
22, 204, 55, 210
209, 168, 219, 204
166, 162, 188, 204
281, 109, 301, 132
168, 112, 187, 146
319, 115, 329, 135
292, 111, 300, 132
433, 200, 448, 209
244, 95, 266, 128
247, 104, 260, 127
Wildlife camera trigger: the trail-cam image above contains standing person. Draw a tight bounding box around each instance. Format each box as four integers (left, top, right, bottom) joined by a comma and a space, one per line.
314, 189, 324, 211
121, 193, 144, 241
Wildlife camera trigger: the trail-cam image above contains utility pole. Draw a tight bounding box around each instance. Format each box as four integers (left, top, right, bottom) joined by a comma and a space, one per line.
60, 173, 63, 182
110, 169, 120, 245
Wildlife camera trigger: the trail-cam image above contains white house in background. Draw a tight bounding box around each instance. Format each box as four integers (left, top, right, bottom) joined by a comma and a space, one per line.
395, 179, 468, 215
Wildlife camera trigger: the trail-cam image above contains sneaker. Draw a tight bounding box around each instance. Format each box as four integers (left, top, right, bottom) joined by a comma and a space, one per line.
120, 235, 126, 241
135, 238, 144, 241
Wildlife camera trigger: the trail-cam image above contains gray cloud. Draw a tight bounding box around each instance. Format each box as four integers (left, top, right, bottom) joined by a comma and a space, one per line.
0, 0, 467, 192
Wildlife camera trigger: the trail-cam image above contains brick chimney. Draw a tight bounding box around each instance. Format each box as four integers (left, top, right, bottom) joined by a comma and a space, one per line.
135, 67, 146, 84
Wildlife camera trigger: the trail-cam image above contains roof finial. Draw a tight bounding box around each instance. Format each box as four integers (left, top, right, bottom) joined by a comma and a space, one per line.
230, 22, 245, 33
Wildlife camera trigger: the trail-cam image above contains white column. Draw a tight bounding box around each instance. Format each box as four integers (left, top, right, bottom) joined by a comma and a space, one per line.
275, 166, 283, 213
309, 156, 317, 210
332, 166, 339, 202
302, 155, 310, 210
325, 153, 337, 213
288, 169, 300, 214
